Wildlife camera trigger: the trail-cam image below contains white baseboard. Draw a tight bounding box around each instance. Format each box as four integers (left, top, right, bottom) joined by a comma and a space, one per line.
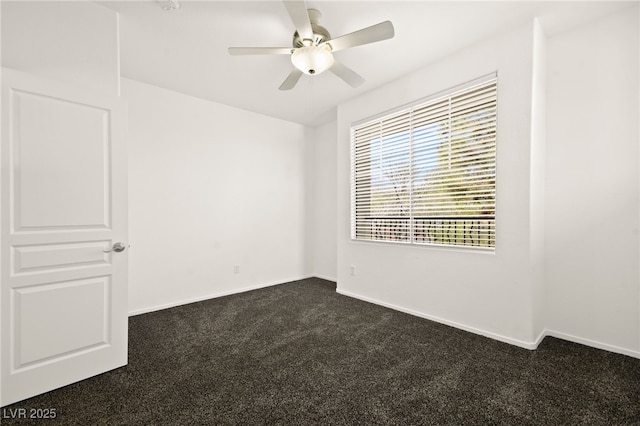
541, 329, 640, 359
531, 328, 546, 349
336, 288, 539, 350
128, 275, 313, 317
129, 277, 640, 360
336, 288, 640, 359
311, 273, 337, 282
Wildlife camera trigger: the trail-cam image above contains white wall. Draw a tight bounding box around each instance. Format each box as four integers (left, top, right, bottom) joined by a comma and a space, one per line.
1, 1, 119, 95
123, 78, 310, 314
336, 22, 541, 348
544, 8, 640, 355
311, 119, 338, 281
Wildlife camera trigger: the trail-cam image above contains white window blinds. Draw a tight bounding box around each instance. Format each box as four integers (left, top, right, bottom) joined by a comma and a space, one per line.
351, 76, 497, 249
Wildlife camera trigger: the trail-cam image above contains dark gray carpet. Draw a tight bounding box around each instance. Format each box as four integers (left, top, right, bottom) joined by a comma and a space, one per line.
3, 278, 640, 425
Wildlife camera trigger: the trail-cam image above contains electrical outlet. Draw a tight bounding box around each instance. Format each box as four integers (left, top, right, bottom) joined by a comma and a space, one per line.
234, 264, 240, 274
350, 265, 356, 276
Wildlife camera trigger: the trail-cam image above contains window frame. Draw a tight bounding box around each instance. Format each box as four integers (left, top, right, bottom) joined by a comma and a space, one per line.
350, 73, 498, 251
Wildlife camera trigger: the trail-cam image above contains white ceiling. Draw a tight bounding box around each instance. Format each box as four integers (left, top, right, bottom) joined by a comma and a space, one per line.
103, 0, 633, 126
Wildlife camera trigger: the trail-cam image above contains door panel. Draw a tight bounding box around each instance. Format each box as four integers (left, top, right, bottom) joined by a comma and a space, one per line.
15, 277, 109, 367
13, 90, 110, 230
1, 68, 128, 406
12, 241, 110, 273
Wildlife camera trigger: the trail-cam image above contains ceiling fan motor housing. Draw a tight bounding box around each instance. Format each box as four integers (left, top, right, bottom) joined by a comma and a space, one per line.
292, 9, 331, 48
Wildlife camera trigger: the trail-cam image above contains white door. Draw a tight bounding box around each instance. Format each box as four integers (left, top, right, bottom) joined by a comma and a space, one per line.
0, 68, 128, 406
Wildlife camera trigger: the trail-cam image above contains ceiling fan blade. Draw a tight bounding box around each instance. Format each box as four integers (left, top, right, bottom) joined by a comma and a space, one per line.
283, 0, 313, 41
279, 68, 303, 90
326, 21, 395, 52
330, 60, 365, 88
228, 47, 292, 56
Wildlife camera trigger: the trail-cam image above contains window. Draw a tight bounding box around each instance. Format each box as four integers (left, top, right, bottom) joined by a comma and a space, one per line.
351, 75, 497, 250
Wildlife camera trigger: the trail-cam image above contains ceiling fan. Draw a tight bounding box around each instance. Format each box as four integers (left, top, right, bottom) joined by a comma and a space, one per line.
228, 0, 395, 90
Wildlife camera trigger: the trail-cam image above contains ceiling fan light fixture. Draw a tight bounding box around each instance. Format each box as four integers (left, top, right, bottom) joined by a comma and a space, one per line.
291, 45, 334, 75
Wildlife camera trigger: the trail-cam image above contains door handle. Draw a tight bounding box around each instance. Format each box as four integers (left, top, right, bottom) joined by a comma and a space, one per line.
104, 242, 129, 253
